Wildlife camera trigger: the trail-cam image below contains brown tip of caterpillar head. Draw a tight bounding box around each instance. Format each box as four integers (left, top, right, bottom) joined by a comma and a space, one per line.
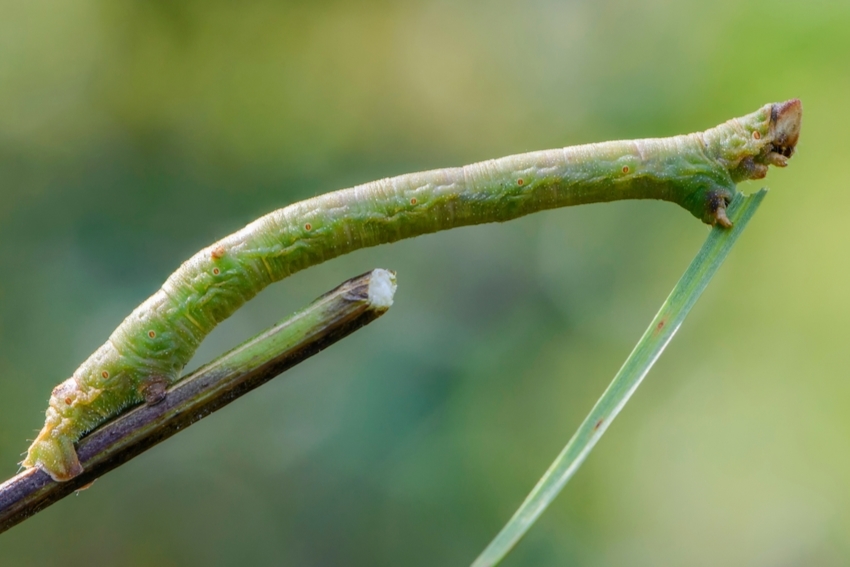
768, 99, 802, 164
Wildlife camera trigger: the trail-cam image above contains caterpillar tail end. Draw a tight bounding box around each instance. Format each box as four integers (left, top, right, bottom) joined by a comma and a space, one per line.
22, 412, 84, 482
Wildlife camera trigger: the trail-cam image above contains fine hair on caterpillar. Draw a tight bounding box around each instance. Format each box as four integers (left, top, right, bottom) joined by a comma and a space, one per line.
22, 100, 802, 481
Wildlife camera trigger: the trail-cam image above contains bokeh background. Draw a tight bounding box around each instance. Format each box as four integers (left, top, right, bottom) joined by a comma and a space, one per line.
1, 0, 848, 565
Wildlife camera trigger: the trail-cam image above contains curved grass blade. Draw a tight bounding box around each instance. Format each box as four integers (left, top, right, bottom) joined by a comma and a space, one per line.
472, 189, 768, 567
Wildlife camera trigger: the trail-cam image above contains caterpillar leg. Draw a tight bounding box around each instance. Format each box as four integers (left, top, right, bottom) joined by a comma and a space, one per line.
713, 203, 732, 228
22, 409, 84, 481
139, 376, 168, 405
706, 188, 734, 228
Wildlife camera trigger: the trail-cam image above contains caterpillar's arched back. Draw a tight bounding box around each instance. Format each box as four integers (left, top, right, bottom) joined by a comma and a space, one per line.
23, 100, 802, 481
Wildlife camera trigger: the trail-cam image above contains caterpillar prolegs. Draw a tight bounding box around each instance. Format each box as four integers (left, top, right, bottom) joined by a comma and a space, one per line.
23, 100, 802, 481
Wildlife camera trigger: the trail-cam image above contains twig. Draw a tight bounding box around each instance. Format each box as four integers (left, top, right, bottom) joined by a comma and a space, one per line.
0, 268, 397, 534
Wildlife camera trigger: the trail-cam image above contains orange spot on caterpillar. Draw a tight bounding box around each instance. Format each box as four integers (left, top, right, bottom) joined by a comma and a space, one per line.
65, 397, 73, 405
594, 419, 604, 430
148, 330, 156, 338
212, 267, 221, 275
622, 165, 630, 174
410, 197, 417, 205
517, 178, 524, 186
656, 319, 666, 331
304, 223, 312, 231
210, 245, 226, 260
753, 131, 761, 140
101, 371, 109, 379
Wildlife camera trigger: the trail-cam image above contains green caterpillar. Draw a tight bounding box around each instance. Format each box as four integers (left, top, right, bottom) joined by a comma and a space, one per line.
23, 100, 802, 481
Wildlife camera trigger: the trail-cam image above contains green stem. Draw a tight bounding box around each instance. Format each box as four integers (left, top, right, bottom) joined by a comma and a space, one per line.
0, 269, 396, 534
472, 190, 768, 567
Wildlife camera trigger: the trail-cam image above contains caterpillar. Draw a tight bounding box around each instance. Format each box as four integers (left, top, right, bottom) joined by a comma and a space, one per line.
23, 99, 802, 482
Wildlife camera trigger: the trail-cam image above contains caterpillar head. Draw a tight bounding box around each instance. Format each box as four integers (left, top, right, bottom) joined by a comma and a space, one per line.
692, 99, 801, 227
724, 98, 802, 182
763, 99, 802, 166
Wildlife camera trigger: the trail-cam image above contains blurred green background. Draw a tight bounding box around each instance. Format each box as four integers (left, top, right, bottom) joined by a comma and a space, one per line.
1, 0, 848, 565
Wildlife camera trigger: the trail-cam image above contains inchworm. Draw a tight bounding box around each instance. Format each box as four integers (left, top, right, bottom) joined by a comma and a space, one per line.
23, 100, 802, 481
